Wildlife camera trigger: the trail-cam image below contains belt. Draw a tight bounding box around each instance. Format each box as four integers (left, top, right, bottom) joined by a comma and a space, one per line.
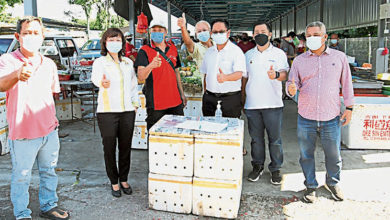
205, 90, 241, 98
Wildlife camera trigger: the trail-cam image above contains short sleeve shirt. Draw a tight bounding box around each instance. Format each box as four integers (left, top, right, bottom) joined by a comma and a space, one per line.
188, 42, 210, 70
201, 41, 246, 93
244, 45, 289, 109
0, 50, 60, 140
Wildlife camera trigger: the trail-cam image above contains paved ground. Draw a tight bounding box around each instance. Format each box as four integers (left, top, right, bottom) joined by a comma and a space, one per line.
1, 100, 390, 220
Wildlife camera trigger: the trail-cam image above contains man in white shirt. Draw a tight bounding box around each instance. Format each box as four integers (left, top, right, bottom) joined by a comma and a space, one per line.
242, 22, 289, 185
201, 19, 246, 118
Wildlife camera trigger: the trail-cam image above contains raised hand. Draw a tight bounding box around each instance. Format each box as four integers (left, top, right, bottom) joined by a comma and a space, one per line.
288, 76, 297, 96
101, 74, 111, 88
267, 65, 276, 79
18, 61, 32, 82
150, 52, 162, 69
177, 13, 186, 29
217, 68, 227, 83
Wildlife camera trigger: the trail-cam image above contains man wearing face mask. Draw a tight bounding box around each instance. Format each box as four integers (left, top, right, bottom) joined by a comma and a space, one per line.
124, 32, 138, 62
329, 33, 344, 52
177, 13, 213, 71
242, 22, 289, 185
0, 17, 70, 220
281, 31, 296, 61
286, 21, 354, 203
135, 20, 186, 130
238, 33, 256, 54
200, 19, 246, 118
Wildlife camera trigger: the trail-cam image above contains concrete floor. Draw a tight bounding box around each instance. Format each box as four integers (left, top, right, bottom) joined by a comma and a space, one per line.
0, 100, 389, 219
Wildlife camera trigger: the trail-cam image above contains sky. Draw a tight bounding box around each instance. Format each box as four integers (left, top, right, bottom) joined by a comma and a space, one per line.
6, 0, 195, 34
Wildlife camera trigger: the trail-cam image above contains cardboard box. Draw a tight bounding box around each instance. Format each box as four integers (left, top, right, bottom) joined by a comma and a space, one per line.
148, 173, 192, 214
192, 177, 242, 219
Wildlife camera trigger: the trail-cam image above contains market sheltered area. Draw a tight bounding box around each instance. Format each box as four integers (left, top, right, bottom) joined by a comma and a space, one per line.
1, 0, 390, 219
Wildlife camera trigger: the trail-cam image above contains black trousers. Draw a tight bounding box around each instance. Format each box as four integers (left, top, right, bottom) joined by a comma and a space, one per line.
146, 104, 184, 130
97, 111, 135, 184
202, 91, 242, 118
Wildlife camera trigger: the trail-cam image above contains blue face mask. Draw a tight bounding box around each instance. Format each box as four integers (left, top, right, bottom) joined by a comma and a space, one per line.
151, 32, 164, 43
197, 31, 210, 42
330, 39, 338, 44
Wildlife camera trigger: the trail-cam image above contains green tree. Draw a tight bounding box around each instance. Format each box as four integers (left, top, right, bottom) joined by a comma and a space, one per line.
0, 0, 23, 22
68, 0, 97, 39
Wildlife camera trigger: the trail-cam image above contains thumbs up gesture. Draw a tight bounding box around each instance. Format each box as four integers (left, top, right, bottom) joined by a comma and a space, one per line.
177, 12, 186, 29
217, 68, 227, 83
150, 52, 162, 69
288, 76, 297, 96
267, 65, 277, 79
18, 61, 32, 82
101, 74, 110, 88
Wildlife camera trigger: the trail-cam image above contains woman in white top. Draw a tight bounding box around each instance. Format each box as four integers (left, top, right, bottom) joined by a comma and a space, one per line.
91, 28, 139, 198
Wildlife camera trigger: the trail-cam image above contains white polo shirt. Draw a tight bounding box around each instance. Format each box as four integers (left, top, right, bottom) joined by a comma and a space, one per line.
244, 45, 289, 109
201, 41, 246, 93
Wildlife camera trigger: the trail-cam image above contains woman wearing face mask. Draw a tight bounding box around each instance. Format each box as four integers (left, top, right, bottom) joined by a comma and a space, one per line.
91, 28, 139, 198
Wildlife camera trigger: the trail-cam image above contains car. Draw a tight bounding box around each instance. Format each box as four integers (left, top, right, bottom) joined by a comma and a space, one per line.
0, 34, 81, 70
79, 39, 101, 60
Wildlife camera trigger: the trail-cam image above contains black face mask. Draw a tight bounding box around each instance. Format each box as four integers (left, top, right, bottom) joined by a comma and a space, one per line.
254, 34, 269, 46
126, 38, 132, 42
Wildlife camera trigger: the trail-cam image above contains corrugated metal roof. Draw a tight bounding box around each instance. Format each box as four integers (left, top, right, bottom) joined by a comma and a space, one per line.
150, 0, 307, 31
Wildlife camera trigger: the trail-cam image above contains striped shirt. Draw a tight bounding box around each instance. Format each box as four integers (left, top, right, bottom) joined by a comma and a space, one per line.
286, 47, 354, 121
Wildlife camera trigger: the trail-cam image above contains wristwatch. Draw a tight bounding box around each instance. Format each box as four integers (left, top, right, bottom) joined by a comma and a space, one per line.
275, 71, 280, 79
346, 107, 353, 111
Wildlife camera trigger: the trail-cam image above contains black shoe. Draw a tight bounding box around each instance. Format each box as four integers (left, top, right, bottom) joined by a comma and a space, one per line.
270, 170, 282, 185
325, 184, 344, 201
303, 188, 317, 203
247, 165, 264, 182
111, 185, 122, 198
120, 183, 133, 195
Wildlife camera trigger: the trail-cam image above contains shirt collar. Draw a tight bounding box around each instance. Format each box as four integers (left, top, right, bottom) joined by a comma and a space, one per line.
307, 45, 331, 56
255, 44, 273, 54
212, 40, 233, 52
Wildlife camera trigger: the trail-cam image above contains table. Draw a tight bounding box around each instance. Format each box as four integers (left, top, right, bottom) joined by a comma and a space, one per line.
59, 80, 97, 132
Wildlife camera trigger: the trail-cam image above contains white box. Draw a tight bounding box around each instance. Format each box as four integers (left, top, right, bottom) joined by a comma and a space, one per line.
194, 138, 243, 181
194, 118, 244, 180
192, 177, 242, 219
184, 97, 202, 117
149, 135, 194, 177
341, 97, 390, 149
0, 99, 7, 128
148, 173, 192, 214
0, 126, 9, 156
131, 122, 148, 150
135, 108, 147, 122
55, 98, 82, 121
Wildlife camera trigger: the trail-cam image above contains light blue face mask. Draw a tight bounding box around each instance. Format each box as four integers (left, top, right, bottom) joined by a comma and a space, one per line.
330, 39, 338, 44
151, 32, 164, 43
211, 33, 228, 45
197, 31, 210, 42
106, 41, 122, 53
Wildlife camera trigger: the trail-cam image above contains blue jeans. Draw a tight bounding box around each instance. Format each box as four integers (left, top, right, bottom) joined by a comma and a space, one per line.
297, 114, 342, 189
245, 108, 283, 172
9, 129, 60, 219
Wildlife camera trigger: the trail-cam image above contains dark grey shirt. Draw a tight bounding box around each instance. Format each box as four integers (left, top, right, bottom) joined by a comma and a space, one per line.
329, 43, 344, 52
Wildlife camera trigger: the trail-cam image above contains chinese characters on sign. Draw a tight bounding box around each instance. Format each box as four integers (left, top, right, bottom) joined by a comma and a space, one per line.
362, 115, 390, 141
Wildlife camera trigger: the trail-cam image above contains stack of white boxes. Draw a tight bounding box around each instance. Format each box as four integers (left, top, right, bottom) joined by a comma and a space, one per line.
148, 115, 244, 219
131, 85, 148, 150
0, 98, 9, 156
